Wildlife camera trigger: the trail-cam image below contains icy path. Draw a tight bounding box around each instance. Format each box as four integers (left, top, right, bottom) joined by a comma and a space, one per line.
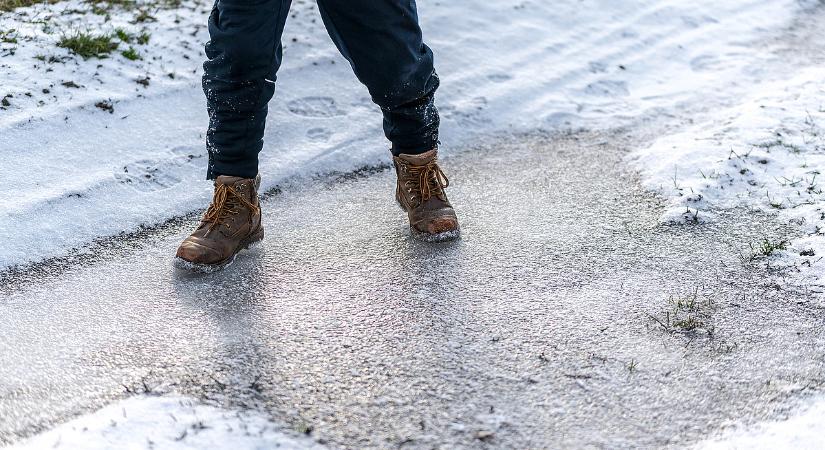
0, 0, 810, 270
2, 133, 823, 448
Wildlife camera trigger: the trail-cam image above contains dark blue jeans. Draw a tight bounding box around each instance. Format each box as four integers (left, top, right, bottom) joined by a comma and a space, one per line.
203, 0, 441, 179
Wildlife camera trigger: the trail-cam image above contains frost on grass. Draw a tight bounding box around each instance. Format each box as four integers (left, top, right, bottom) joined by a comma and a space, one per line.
10, 396, 325, 450
647, 287, 719, 338
630, 67, 825, 290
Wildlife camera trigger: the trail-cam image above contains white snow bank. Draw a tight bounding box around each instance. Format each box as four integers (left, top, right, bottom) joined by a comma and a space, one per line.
0, 0, 807, 270
696, 396, 825, 450
7, 396, 323, 450
630, 66, 825, 290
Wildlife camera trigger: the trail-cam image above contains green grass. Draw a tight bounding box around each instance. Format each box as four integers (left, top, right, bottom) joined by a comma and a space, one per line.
647, 287, 717, 336
0, 0, 59, 12
2, 0, 180, 13
0, 29, 17, 43
114, 27, 132, 42
86, 0, 138, 14
114, 28, 150, 45
120, 46, 140, 60
58, 31, 118, 59
749, 238, 788, 260
132, 8, 155, 22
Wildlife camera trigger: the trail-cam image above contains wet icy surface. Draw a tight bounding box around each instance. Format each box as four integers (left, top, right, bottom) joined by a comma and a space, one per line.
2, 132, 824, 448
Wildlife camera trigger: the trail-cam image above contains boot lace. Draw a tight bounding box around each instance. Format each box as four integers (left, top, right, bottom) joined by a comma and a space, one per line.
404, 162, 450, 203
203, 183, 259, 234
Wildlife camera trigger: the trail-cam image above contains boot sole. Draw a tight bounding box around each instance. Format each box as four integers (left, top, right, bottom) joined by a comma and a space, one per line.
397, 199, 461, 243
173, 227, 265, 274
411, 226, 461, 243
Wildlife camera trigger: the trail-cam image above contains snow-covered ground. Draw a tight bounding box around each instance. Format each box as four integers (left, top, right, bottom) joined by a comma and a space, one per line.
7, 396, 323, 449
0, 0, 812, 271
631, 66, 825, 293
697, 396, 825, 450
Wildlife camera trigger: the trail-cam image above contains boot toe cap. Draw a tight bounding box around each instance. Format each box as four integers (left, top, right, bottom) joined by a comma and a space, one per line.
426, 216, 459, 234
412, 212, 459, 236
176, 240, 224, 265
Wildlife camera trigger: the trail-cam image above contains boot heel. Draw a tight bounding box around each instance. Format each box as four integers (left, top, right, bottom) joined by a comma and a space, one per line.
243, 227, 265, 249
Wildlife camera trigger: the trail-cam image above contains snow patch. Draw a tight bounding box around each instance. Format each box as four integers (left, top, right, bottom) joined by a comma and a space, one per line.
696, 396, 825, 450
7, 396, 323, 450
630, 67, 825, 291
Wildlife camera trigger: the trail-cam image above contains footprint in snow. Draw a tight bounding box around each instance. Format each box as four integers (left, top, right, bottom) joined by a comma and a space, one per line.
584, 80, 629, 97
306, 127, 332, 141
114, 160, 182, 192
488, 73, 513, 83
169, 145, 206, 160
440, 96, 490, 126
287, 96, 345, 118
681, 14, 719, 29
690, 54, 728, 72
588, 62, 608, 74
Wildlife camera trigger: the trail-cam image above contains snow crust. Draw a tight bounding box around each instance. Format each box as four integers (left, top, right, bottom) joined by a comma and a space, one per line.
696, 396, 825, 450
631, 67, 825, 291
0, 0, 806, 270
7, 396, 323, 450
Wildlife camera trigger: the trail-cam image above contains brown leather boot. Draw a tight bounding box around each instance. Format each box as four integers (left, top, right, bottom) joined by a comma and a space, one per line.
174, 174, 264, 272
394, 148, 460, 242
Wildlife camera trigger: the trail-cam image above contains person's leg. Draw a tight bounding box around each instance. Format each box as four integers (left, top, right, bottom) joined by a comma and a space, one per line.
203, 0, 292, 179
315, 0, 440, 156
316, 0, 459, 241
175, 0, 290, 272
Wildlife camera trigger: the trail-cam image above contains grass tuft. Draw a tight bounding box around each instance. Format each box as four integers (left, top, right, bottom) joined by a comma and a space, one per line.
647, 287, 717, 336
120, 46, 140, 60
58, 31, 118, 59
114, 27, 132, 42
0, 29, 18, 43
133, 8, 155, 22
749, 238, 788, 260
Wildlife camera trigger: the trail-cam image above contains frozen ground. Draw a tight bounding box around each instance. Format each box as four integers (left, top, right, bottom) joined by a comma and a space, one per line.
2, 133, 825, 448
2, 0, 825, 448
